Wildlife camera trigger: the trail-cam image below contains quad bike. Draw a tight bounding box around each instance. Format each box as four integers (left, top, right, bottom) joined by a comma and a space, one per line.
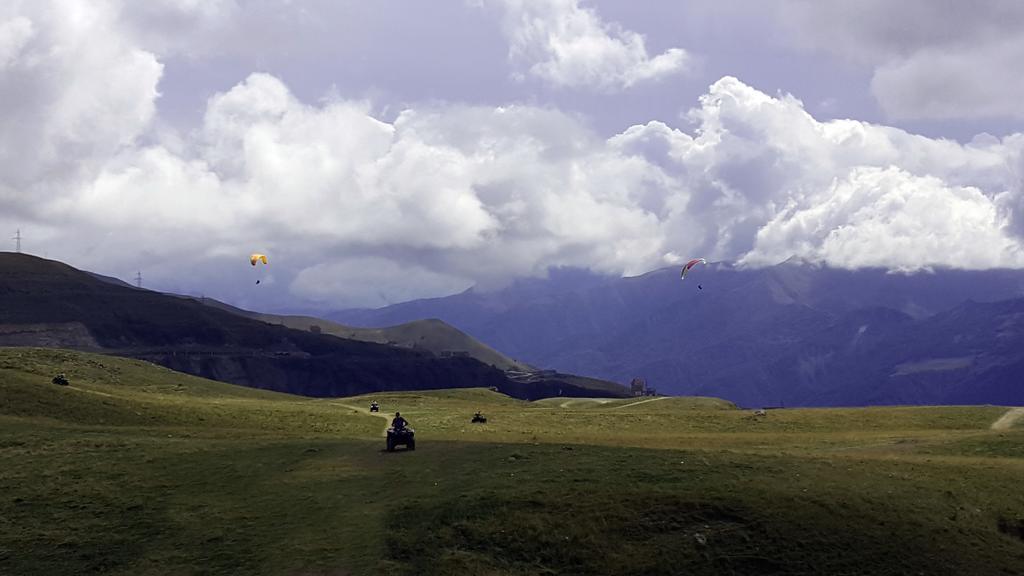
369, 402, 380, 413
471, 414, 487, 424
386, 427, 415, 451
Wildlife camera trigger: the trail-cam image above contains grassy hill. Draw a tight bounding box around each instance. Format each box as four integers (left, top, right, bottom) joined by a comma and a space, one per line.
0, 347, 383, 434
254, 314, 534, 372
186, 295, 534, 372
3, 348, 1023, 575
0, 253, 625, 399
194, 298, 631, 399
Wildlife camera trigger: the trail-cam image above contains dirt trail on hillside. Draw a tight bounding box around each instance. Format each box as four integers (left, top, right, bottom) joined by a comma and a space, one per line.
333, 403, 390, 437
609, 396, 669, 410
559, 398, 614, 408
557, 396, 670, 410
68, 386, 115, 398
991, 407, 1024, 430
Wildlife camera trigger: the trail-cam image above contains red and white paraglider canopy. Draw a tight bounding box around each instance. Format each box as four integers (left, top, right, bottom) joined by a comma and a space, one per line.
681, 258, 706, 280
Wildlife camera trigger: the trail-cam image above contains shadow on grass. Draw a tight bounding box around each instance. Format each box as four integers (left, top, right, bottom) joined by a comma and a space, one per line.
382, 490, 1003, 576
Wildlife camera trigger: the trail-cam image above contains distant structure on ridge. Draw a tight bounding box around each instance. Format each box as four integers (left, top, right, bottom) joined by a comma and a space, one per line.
630, 377, 658, 397
13, 229, 21, 253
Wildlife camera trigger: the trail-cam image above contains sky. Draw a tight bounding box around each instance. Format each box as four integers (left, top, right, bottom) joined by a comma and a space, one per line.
4, 0, 1024, 312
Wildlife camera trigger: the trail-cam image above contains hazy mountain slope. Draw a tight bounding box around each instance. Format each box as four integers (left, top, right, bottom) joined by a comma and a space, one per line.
141, 269, 621, 398
0, 253, 522, 398
254, 315, 534, 372
333, 263, 1024, 406
185, 293, 533, 371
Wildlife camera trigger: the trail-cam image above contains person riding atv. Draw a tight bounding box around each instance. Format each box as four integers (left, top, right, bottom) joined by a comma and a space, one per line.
392, 412, 407, 429
369, 401, 379, 413
386, 412, 415, 451
471, 411, 487, 424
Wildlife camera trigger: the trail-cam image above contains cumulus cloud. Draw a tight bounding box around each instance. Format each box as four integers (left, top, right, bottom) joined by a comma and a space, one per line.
486, 0, 689, 90
66, 72, 1024, 307
5, 0, 1024, 311
743, 167, 1023, 269
10, 55, 673, 307
610, 76, 1024, 270
0, 0, 162, 192
778, 0, 1024, 120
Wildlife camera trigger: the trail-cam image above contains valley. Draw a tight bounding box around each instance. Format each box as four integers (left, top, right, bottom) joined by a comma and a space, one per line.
2, 348, 1022, 575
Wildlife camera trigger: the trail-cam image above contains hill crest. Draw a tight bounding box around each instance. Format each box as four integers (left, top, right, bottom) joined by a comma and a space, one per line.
0, 253, 626, 399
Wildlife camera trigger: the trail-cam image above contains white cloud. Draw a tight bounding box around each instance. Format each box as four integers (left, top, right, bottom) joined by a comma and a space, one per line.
5, 0, 1024, 310
0, 0, 162, 192
870, 37, 1024, 121
742, 167, 1024, 269
15, 68, 1024, 308
21, 66, 674, 307
778, 0, 1024, 120
0, 16, 33, 69
611, 76, 1024, 270
488, 0, 689, 90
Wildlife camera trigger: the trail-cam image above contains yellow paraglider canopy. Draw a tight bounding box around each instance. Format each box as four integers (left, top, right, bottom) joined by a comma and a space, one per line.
250, 253, 268, 266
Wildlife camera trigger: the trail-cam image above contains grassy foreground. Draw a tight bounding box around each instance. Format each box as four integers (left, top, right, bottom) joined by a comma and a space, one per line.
2, 348, 1023, 575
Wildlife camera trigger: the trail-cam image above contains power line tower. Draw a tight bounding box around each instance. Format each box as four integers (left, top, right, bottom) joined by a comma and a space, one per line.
13, 229, 21, 253
135, 271, 142, 288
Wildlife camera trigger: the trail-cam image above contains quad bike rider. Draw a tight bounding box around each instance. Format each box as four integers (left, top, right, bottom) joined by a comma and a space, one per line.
369, 400, 380, 413
471, 411, 487, 424
386, 412, 415, 451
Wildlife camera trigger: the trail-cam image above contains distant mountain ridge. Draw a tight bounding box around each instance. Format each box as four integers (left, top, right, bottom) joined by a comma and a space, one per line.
192, 296, 533, 372
332, 262, 1024, 407
0, 253, 627, 400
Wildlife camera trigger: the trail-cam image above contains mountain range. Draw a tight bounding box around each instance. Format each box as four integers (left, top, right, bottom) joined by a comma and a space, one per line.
332, 261, 1024, 407
0, 253, 626, 400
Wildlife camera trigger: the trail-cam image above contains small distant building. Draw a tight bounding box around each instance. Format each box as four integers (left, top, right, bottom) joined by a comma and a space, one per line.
631, 377, 658, 396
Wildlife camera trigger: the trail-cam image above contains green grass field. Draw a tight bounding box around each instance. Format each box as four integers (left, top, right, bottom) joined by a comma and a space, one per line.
2, 348, 1023, 575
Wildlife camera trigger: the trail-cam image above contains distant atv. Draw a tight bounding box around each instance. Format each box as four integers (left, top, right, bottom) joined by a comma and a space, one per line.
369, 402, 380, 413
386, 427, 415, 451
471, 413, 487, 424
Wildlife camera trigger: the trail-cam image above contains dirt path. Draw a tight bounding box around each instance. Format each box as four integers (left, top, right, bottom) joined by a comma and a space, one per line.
559, 398, 614, 408
68, 386, 115, 398
333, 403, 390, 437
990, 407, 1024, 431
609, 396, 669, 410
